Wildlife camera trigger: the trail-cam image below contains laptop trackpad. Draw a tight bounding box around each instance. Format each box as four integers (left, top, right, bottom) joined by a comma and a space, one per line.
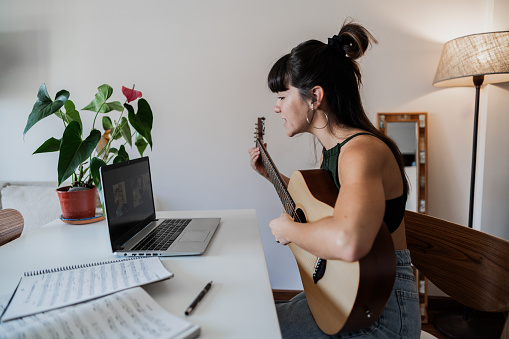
179, 230, 210, 242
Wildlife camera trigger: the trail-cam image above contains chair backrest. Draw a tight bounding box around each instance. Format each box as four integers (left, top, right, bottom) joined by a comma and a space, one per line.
405, 210, 509, 338
405, 210, 509, 313
0, 208, 24, 246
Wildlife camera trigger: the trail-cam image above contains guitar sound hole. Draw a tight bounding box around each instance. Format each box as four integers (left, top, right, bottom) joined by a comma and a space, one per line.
294, 208, 307, 223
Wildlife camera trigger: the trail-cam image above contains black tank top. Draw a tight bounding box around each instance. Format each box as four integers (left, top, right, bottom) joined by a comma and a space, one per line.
320, 133, 406, 233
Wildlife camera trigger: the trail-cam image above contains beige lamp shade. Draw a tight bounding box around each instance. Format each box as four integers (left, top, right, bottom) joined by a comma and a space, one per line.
433, 31, 509, 87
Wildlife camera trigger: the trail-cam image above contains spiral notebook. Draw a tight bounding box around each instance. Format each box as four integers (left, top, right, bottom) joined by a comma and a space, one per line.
0, 257, 173, 322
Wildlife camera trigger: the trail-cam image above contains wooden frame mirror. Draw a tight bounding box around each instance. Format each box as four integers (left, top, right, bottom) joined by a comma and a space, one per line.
377, 113, 428, 214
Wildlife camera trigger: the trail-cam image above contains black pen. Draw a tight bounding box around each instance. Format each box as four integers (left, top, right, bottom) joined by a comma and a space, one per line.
185, 281, 213, 316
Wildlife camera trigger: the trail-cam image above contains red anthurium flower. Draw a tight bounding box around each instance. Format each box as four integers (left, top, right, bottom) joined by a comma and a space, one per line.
122, 86, 142, 103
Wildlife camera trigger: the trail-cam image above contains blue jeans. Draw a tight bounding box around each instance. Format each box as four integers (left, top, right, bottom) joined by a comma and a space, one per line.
276, 250, 421, 338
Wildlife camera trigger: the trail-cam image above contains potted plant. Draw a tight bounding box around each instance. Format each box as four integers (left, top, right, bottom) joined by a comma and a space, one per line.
23, 83, 153, 220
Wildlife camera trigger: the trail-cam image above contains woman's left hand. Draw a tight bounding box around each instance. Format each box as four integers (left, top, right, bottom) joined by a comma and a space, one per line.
269, 212, 294, 245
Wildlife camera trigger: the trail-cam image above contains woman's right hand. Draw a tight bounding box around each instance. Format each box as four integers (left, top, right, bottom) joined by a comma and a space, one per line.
248, 145, 270, 180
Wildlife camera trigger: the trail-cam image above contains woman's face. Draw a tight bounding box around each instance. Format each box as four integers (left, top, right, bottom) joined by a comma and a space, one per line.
274, 86, 311, 137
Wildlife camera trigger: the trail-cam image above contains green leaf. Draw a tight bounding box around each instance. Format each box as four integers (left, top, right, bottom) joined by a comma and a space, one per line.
57, 121, 101, 186
113, 145, 129, 163
105, 101, 123, 112
54, 109, 70, 123
33, 137, 61, 154
102, 116, 113, 130
118, 117, 132, 145
82, 84, 123, 113
24, 84, 69, 137
55, 100, 81, 128
135, 133, 148, 157
64, 100, 81, 128
90, 157, 107, 191
113, 156, 122, 163
126, 98, 153, 148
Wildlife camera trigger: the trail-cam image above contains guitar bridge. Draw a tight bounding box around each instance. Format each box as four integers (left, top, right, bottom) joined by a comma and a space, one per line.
313, 258, 327, 284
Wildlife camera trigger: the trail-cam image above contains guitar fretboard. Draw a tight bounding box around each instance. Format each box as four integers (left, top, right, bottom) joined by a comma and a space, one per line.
255, 138, 298, 219
256, 136, 324, 282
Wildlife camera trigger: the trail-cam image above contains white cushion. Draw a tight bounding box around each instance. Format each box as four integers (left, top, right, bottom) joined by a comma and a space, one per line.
1, 185, 61, 236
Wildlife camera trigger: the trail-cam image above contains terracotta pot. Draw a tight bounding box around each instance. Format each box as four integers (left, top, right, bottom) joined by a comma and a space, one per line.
56, 186, 97, 219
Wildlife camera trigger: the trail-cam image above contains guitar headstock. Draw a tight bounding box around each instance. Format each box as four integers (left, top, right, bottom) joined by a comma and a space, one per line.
255, 117, 266, 143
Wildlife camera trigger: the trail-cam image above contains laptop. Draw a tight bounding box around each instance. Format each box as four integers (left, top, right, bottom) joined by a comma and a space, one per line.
100, 157, 220, 257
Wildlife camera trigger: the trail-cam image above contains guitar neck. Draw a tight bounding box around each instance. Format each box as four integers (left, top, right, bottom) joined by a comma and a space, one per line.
255, 138, 296, 216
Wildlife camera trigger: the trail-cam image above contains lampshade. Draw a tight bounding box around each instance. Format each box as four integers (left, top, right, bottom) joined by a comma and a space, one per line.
433, 31, 509, 87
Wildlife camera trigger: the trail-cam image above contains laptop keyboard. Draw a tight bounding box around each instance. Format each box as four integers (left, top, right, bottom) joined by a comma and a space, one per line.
132, 219, 192, 251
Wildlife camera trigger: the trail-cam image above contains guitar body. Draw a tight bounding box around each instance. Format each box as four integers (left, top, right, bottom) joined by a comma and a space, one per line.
287, 170, 396, 334
254, 117, 396, 334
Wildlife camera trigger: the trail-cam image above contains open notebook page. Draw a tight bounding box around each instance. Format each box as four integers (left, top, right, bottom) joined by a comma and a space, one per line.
1, 257, 173, 322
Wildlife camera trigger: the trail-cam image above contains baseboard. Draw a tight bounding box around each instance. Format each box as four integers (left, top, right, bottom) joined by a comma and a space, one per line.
272, 289, 302, 301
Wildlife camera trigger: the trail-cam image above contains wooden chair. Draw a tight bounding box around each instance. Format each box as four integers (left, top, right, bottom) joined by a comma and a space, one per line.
0, 208, 24, 246
405, 210, 509, 339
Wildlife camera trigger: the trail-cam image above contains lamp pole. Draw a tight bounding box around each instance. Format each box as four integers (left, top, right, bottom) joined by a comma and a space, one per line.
467, 75, 484, 229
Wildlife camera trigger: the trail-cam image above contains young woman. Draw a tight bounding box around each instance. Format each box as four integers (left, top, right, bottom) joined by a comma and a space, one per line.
248, 22, 421, 338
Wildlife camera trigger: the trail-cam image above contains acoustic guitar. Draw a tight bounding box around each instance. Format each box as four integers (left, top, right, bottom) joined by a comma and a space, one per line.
255, 117, 396, 334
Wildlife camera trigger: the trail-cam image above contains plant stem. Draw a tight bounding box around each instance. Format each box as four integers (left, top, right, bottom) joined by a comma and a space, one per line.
92, 102, 106, 129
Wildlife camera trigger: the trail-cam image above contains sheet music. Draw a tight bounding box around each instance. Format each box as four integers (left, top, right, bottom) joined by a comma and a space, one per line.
0, 287, 199, 339
0, 295, 9, 317
1, 257, 173, 322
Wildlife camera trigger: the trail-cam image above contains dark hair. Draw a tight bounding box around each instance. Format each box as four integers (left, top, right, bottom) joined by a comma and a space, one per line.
268, 21, 408, 198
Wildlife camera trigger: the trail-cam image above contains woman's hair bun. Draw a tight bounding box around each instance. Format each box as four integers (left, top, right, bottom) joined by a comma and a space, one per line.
335, 21, 377, 60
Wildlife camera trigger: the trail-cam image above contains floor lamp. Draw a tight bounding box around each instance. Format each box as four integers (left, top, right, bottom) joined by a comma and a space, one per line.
433, 31, 509, 338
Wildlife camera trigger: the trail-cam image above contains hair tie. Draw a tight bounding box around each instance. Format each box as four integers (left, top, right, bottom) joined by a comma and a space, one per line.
328, 35, 347, 56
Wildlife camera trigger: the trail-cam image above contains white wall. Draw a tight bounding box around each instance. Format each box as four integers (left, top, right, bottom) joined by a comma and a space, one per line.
1, 0, 507, 291
477, 0, 509, 239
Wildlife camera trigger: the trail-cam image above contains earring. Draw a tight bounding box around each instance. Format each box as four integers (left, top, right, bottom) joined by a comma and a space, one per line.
306, 103, 315, 125
306, 103, 329, 129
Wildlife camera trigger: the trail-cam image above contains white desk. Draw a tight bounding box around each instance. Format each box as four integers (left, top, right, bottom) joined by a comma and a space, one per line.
0, 209, 281, 339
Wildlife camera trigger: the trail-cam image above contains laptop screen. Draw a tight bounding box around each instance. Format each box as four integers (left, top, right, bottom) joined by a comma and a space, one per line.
100, 157, 156, 248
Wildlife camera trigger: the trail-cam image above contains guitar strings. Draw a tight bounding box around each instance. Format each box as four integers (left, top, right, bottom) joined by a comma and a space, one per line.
256, 138, 323, 271
256, 138, 305, 224
256, 133, 323, 276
